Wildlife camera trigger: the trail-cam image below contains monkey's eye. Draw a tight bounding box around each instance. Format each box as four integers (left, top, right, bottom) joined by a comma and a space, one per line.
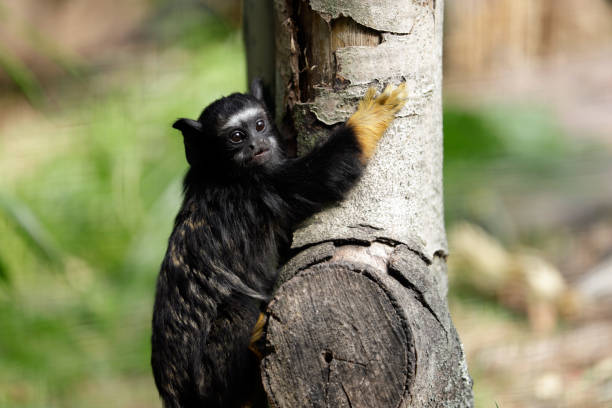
229, 130, 246, 144
255, 119, 265, 132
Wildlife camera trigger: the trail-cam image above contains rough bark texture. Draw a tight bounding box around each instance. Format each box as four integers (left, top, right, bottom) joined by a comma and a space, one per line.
245, 0, 473, 406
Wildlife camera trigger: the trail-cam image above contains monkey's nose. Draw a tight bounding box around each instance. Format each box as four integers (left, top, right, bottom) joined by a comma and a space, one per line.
250, 137, 268, 151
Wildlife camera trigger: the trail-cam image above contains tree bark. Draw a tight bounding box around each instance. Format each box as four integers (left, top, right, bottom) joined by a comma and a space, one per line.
244, 1, 473, 406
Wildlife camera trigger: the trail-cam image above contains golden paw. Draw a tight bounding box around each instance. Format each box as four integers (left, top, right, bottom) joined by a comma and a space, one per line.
347, 83, 408, 162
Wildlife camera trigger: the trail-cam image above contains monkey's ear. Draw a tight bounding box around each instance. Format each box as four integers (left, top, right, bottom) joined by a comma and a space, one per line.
172, 118, 202, 135
173, 118, 204, 166
250, 78, 265, 101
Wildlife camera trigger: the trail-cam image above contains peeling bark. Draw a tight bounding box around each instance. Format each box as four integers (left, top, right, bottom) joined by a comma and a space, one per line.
270, 0, 447, 258
245, 0, 473, 406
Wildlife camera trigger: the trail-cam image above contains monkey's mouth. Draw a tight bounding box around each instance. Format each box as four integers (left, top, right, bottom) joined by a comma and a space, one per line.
252, 148, 270, 162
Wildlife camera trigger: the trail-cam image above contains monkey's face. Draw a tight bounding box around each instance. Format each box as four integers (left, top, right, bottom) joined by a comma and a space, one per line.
217, 102, 283, 170
173, 93, 284, 174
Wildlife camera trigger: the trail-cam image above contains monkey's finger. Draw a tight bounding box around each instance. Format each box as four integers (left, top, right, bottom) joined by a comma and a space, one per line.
393, 82, 408, 100
374, 83, 395, 105
358, 87, 378, 110
383, 82, 408, 113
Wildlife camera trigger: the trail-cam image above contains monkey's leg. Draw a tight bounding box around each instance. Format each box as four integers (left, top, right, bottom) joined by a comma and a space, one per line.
237, 312, 268, 408
248, 312, 267, 360
193, 301, 265, 408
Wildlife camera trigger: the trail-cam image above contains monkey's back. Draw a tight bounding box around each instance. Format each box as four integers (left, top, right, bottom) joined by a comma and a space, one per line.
151, 177, 290, 408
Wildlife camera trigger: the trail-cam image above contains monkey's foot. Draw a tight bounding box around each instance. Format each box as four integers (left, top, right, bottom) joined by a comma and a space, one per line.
248, 312, 267, 360
347, 82, 408, 162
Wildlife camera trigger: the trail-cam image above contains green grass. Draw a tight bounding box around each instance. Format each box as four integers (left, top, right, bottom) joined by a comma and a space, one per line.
0, 30, 246, 407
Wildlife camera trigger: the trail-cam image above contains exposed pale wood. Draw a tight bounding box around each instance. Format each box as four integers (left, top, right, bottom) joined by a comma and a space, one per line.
331, 17, 381, 51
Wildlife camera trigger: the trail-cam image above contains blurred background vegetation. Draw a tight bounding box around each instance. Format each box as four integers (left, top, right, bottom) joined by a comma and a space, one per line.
1, 0, 611, 407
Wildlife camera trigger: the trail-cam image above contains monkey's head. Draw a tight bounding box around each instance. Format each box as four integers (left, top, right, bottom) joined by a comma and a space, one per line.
173, 80, 284, 176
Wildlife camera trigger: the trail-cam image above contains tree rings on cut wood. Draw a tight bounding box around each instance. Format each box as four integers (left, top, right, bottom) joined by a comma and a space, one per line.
262, 262, 415, 408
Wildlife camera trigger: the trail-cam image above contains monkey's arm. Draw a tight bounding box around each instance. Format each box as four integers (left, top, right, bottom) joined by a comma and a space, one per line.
273, 83, 407, 224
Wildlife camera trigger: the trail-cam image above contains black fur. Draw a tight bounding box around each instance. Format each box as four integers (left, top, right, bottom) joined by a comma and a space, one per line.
151, 82, 364, 408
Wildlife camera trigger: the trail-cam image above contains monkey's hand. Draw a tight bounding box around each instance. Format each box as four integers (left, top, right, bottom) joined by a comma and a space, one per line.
347, 83, 408, 163
270, 82, 407, 224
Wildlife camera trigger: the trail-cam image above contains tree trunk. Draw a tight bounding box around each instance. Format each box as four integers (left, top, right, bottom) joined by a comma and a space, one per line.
244, 1, 474, 406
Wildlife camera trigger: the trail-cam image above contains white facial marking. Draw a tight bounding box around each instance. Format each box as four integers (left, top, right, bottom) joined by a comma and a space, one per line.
223, 107, 261, 128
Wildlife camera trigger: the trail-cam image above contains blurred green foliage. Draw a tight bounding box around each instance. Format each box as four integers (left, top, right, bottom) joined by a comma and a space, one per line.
0, 1, 84, 104
0, 16, 246, 407
445, 105, 570, 162
149, 1, 238, 49
443, 103, 590, 237
0, 44, 42, 104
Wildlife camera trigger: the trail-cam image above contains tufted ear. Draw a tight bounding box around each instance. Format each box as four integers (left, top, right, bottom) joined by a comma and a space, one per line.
249, 78, 265, 101
172, 118, 204, 166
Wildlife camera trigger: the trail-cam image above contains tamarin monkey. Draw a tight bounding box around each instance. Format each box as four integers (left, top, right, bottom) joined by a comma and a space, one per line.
151, 80, 407, 407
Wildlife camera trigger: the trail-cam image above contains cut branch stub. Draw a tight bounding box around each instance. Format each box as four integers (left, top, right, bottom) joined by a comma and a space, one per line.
262, 262, 415, 408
